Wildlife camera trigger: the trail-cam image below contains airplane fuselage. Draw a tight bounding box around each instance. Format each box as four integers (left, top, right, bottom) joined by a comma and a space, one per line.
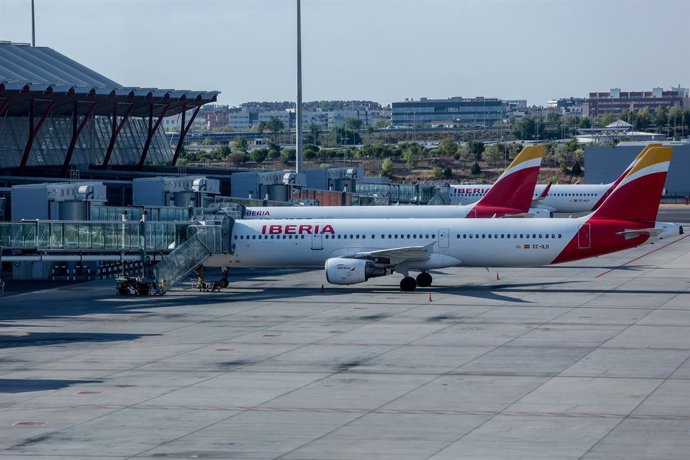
242, 204, 530, 220
207, 217, 651, 271
450, 183, 609, 213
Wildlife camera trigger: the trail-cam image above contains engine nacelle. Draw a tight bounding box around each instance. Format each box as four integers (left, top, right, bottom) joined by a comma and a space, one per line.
325, 257, 386, 285
529, 207, 553, 218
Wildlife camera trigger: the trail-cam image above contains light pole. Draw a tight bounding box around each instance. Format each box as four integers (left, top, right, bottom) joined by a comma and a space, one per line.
295, 0, 304, 174
31, 0, 36, 46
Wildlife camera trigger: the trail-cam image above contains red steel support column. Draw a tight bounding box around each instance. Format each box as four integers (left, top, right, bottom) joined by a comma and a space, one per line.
19, 99, 56, 170
171, 104, 202, 166
102, 102, 134, 166
62, 101, 97, 175
138, 104, 169, 168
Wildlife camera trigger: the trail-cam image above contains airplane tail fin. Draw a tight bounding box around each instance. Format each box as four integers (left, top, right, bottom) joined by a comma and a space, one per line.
591, 143, 662, 211
591, 146, 672, 223
475, 145, 544, 212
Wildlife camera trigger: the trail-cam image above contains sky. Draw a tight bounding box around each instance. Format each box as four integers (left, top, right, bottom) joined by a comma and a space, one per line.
2, 0, 689, 107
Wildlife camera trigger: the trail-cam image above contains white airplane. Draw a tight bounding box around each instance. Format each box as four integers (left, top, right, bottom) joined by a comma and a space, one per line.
243, 146, 548, 219
207, 146, 681, 291
448, 143, 661, 213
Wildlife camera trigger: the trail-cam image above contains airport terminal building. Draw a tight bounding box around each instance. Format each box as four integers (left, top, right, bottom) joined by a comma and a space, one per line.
0, 41, 218, 174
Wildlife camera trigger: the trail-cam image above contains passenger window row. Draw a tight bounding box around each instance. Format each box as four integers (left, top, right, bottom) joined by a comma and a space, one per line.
234, 232, 563, 241
457, 233, 562, 239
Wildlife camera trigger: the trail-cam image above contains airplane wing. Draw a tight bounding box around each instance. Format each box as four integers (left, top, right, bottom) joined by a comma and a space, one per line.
352, 243, 434, 266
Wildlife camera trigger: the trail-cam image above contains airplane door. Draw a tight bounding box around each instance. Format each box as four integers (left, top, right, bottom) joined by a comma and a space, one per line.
439, 228, 449, 248
577, 223, 591, 249
311, 232, 323, 250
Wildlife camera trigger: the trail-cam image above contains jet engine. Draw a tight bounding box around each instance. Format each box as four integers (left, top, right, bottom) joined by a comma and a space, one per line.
325, 258, 387, 285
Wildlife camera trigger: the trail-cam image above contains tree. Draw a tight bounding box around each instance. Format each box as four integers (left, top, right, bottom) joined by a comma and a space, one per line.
210, 145, 231, 161
267, 143, 281, 160
442, 165, 453, 179
600, 113, 615, 127
228, 153, 247, 166
578, 117, 592, 129
554, 143, 575, 168
322, 126, 361, 147
232, 137, 248, 154
266, 116, 285, 143
266, 116, 284, 133
280, 148, 296, 165
249, 148, 268, 163
401, 143, 423, 166
437, 137, 458, 157
344, 117, 363, 131
471, 161, 481, 175
512, 116, 536, 139
304, 144, 319, 160
467, 140, 485, 160
483, 144, 504, 167
381, 157, 394, 177
634, 107, 651, 131
571, 161, 582, 176
304, 123, 320, 146
654, 106, 668, 133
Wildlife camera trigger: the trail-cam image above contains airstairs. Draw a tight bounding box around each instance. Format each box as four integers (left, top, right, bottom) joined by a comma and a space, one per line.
150, 226, 217, 294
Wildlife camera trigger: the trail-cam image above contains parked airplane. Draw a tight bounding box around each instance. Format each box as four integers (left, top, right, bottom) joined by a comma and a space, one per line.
211, 146, 681, 291
243, 145, 547, 219
449, 144, 661, 213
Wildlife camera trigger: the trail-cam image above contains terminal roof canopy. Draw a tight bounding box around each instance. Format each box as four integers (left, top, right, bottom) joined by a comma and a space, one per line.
0, 42, 218, 117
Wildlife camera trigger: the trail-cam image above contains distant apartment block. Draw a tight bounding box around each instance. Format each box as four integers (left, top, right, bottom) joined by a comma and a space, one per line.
206, 111, 229, 130
224, 107, 391, 132
547, 97, 586, 116
162, 111, 207, 133
391, 97, 505, 128
585, 86, 689, 117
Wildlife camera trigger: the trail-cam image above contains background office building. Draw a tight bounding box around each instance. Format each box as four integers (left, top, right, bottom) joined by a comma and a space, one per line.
391, 97, 505, 128
585, 86, 689, 117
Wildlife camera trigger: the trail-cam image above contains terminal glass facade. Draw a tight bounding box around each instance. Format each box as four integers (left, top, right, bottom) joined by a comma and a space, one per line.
0, 115, 172, 168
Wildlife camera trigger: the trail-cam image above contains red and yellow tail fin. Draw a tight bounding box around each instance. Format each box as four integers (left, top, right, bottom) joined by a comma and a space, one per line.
475, 145, 544, 212
591, 143, 662, 211
592, 146, 672, 223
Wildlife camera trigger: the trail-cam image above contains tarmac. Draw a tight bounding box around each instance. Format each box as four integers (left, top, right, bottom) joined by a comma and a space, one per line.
1, 214, 690, 459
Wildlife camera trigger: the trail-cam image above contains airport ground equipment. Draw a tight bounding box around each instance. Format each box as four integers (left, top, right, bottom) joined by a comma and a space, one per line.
117, 209, 234, 295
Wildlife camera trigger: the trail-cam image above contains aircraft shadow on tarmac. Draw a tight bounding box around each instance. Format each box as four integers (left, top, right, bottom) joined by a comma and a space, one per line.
0, 332, 156, 349
0, 378, 102, 393
155, 280, 588, 305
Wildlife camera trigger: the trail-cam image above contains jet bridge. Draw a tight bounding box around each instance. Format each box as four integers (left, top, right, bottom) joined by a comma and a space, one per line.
0, 209, 236, 295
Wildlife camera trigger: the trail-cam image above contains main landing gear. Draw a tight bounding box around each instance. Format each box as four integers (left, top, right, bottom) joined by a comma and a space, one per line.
399, 271, 433, 291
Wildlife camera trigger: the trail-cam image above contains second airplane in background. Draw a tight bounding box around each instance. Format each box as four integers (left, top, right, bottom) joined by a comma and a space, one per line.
449, 143, 660, 213
243, 145, 546, 220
